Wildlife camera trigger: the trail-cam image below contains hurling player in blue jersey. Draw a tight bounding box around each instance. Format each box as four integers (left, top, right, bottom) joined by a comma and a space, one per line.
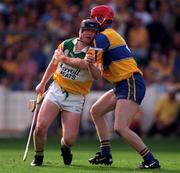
88, 5, 160, 169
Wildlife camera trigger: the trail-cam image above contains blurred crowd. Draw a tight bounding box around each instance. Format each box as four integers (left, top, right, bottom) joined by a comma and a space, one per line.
0, 0, 179, 136
0, 0, 179, 90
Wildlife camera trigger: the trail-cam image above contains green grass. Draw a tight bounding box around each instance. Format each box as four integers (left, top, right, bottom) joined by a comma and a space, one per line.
0, 137, 180, 173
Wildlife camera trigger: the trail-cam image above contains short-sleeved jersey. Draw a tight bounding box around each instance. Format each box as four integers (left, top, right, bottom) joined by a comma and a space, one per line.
53, 38, 102, 96
94, 28, 142, 83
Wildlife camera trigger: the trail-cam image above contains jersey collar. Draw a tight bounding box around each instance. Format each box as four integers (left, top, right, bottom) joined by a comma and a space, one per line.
72, 38, 89, 53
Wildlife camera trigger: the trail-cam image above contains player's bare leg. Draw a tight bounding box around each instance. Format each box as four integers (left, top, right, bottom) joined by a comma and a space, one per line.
31, 99, 59, 166
114, 100, 145, 150
89, 90, 116, 165
60, 111, 81, 165
91, 89, 116, 141
114, 100, 160, 169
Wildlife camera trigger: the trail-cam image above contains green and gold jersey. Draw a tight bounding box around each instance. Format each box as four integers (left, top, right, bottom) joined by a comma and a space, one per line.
53, 38, 93, 95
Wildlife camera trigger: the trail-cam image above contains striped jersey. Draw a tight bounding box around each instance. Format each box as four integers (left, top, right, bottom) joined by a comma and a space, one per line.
94, 27, 142, 83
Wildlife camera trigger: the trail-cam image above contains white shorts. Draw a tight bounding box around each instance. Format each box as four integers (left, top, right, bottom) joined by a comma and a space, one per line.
44, 82, 85, 114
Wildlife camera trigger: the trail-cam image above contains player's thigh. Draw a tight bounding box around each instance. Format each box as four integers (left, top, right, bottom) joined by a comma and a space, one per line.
92, 89, 116, 116
114, 72, 145, 128
114, 99, 139, 128
61, 111, 81, 139
36, 99, 60, 129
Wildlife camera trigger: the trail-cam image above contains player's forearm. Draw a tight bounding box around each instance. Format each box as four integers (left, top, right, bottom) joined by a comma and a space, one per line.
88, 64, 102, 80
63, 56, 88, 70
54, 49, 88, 69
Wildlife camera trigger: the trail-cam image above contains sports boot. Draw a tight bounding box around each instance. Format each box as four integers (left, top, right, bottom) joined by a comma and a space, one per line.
61, 147, 73, 165
89, 152, 113, 165
31, 155, 43, 166
139, 159, 160, 169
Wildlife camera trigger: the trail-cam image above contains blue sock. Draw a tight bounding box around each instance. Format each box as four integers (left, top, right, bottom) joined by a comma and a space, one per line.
143, 152, 155, 162
140, 147, 155, 162
100, 140, 111, 156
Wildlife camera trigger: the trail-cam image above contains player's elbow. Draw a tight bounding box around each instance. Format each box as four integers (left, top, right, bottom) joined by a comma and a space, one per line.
91, 69, 102, 80
92, 73, 101, 80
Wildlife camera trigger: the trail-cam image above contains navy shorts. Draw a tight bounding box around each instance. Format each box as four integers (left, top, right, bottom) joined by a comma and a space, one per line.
114, 72, 146, 104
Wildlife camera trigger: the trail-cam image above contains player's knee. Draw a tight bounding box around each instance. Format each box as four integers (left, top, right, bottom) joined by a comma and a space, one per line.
114, 125, 128, 137
90, 106, 95, 116
34, 123, 48, 135
63, 136, 76, 147
90, 105, 99, 118
114, 127, 121, 136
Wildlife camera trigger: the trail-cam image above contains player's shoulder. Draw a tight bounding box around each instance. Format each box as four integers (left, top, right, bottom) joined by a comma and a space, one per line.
101, 28, 120, 36
97, 28, 126, 45
98, 28, 124, 41
57, 38, 75, 49
62, 37, 78, 50
63, 37, 76, 44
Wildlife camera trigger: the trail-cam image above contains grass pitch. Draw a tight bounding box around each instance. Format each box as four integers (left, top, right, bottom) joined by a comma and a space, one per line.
0, 136, 180, 173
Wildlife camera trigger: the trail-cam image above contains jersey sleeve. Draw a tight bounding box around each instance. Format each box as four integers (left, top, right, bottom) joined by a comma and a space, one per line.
52, 42, 64, 65
94, 33, 110, 51
53, 42, 64, 60
57, 42, 64, 52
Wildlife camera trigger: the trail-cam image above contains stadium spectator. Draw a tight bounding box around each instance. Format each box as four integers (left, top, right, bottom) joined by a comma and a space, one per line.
112, 1, 131, 38
148, 48, 162, 70
147, 85, 180, 137
159, 1, 176, 34
146, 11, 170, 51
1, 46, 19, 77
134, 0, 152, 25
28, 38, 47, 73
145, 0, 161, 13
12, 49, 38, 90
31, 19, 102, 166
172, 50, 180, 82
88, 5, 160, 169
127, 15, 149, 65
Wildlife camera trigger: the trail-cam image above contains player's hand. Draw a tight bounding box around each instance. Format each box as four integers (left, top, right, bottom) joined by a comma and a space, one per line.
35, 82, 46, 94
84, 55, 96, 64
54, 49, 66, 63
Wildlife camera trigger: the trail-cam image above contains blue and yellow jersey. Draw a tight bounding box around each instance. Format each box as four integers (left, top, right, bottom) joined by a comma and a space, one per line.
94, 28, 142, 83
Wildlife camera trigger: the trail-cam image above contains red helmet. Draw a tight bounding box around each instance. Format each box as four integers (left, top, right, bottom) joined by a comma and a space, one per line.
90, 5, 114, 25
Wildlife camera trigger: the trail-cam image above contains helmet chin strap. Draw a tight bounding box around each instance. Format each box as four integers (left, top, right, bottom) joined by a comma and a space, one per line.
95, 17, 106, 25
77, 38, 91, 45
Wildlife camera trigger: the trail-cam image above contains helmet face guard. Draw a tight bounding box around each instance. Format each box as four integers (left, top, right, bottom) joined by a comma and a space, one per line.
80, 19, 99, 33
78, 19, 99, 44
90, 5, 114, 25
